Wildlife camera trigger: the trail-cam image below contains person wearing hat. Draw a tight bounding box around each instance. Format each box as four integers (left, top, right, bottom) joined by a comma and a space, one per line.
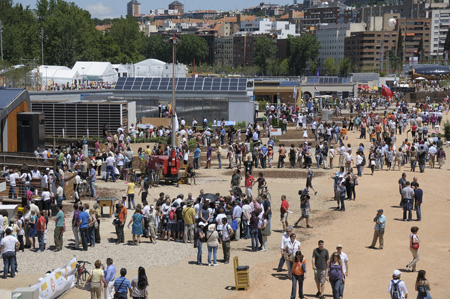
369, 209, 386, 249
336, 244, 348, 299
195, 222, 206, 265
388, 270, 408, 299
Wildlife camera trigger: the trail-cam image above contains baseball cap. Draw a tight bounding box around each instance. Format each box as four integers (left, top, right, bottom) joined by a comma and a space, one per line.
393, 270, 401, 276
377, 209, 383, 213
198, 222, 206, 227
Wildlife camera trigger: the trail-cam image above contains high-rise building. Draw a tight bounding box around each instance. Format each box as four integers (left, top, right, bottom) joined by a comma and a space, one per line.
169, 1, 184, 14
127, 0, 141, 17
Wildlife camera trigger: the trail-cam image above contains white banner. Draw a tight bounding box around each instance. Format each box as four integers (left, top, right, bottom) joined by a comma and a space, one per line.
30, 257, 77, 299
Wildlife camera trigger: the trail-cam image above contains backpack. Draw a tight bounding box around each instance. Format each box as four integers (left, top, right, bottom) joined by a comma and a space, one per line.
169, 208, 176, 220
361, 155, 366, 166
391, 280, 402, 299
143, 179, 150, 190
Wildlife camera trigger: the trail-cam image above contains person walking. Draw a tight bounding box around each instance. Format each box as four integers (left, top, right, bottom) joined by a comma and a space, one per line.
249, 211, 259, 252
369, 209, 385, 249
206, 224, 219, 266
36, 210, 46, 252
116, 201, 127, 244
103, 258, 116, 299
336, 245, 348, 299
415, 270, 432, 299
277, 226, 292, 272
414, 183, 423, 221
406, 226, 420, 272
280, 195, 289, 231
312, 240, 329, 299
289, 251, 306, 299
285, 233, 301, 276
327, 252, 345, 299
113, 268, 132, 299
388, 270, 408, 299
53, 204, 64, 252
306, 167, 318, 195
127, 205, 144, 246
130, 267, 148, 299
86, 260, 107, 299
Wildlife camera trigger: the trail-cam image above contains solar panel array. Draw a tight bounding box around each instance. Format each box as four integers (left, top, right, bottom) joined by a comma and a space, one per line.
307, 77, 351, 84
114, 77, 248, 92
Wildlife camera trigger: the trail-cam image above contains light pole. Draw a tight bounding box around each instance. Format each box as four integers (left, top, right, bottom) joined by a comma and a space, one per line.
137, 66, 140, 77
40, 28, 44, 66
45, 66, 48, 90
170, 36, 180, 149
0, 21, 3, 62
81, 67, 85, 89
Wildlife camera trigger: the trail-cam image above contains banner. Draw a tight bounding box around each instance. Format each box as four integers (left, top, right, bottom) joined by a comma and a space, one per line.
30, 257, 77, 299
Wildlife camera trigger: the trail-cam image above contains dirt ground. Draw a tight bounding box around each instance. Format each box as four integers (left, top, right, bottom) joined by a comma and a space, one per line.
1, 113, 449, 299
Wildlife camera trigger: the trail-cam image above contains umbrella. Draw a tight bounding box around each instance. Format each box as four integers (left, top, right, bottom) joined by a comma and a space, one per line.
202, 193, 219, 201
372, 86, 379, 90
415, 76, 426, 80
363, 85, 370, 90
136, 124, 146, 129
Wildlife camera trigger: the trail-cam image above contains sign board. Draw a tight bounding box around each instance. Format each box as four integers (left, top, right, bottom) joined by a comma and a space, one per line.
0, 182, 6, 192
270, 128, 282, 136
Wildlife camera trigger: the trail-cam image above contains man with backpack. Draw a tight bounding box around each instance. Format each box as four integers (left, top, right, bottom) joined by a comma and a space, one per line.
221, 217, 233, 264
388, 269, 408, 298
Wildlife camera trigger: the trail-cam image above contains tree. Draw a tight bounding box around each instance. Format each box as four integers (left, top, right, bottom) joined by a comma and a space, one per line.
177, 34, 208, 65
396, 28, 404, 66
141, 35, 172, 62
0, 1, 40, 63
36, 0, 102, 66
254, 35, 276, 76
337, 57, 353, 76
323, 58, 337, 76
444, 29, 450, 52
109, 15, 144, 63
287, 34, 321, 76
417, 37, 424, 63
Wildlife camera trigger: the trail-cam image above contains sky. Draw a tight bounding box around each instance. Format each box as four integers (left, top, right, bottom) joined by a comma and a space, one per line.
14, 0, 294, 19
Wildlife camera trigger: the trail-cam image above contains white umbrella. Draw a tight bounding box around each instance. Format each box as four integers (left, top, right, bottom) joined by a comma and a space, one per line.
415, 77, 426, 80
145, 124, 154, 129
136, 124, 146, 129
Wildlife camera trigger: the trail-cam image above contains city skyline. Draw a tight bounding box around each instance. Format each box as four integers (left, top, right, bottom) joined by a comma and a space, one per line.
14, 0, 296, 19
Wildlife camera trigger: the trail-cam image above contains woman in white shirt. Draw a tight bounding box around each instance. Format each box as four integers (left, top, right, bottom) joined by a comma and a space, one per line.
285, 233, 301, 276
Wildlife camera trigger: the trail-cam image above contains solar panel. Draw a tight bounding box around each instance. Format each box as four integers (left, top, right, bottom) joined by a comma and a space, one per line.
177, 78, 187, 91
115, 77, 126, 89
141, 78, 152, 90
221, 78, 230, 89
203, 78, 212, 90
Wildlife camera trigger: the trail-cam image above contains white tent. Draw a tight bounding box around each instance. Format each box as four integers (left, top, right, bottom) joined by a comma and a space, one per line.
112, 64, 129, 78
32, 65, 80, 86
72, 61, 118, 83
134, 58, 167, 77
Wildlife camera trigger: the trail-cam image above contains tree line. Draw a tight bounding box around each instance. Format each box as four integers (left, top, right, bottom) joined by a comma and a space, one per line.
0, 0, 209, 67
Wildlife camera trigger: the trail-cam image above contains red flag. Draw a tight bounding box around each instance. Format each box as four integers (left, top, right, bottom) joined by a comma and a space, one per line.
381, 85, 393, 99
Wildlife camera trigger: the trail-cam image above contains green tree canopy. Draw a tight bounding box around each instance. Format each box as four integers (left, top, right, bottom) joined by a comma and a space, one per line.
109, 15, 144, 63
0, 1, 40, 63
287, 34, 321, 76
254, 35, 276, 76
141, 35, 173, 63
337, 57, 353, 76
444, 29, 450, 52
177, 34, 208, 65
323, 58, 337, 76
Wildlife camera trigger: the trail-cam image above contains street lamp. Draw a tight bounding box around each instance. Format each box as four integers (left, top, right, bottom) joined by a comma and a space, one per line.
81, 67, 85, 89
169, 36, 180, 149
44, 66, 48, 90
0, 21, 3, 62
40, 28, 44, 66
137, 66, 140, 77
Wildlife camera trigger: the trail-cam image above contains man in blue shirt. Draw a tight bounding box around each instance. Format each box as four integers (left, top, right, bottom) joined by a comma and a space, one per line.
78, 206, 90, 251
267, 137, 275, 148
114, 268, 131, 298
104, 257, 116, 299
194, 145, 201, 169
369, 209, 386, 249
220, 127, 226, 145
413, 183, 423, 221
260, 144, 268, 168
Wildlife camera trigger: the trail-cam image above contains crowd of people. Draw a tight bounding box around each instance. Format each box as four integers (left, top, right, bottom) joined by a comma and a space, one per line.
0, 91, 445, 299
